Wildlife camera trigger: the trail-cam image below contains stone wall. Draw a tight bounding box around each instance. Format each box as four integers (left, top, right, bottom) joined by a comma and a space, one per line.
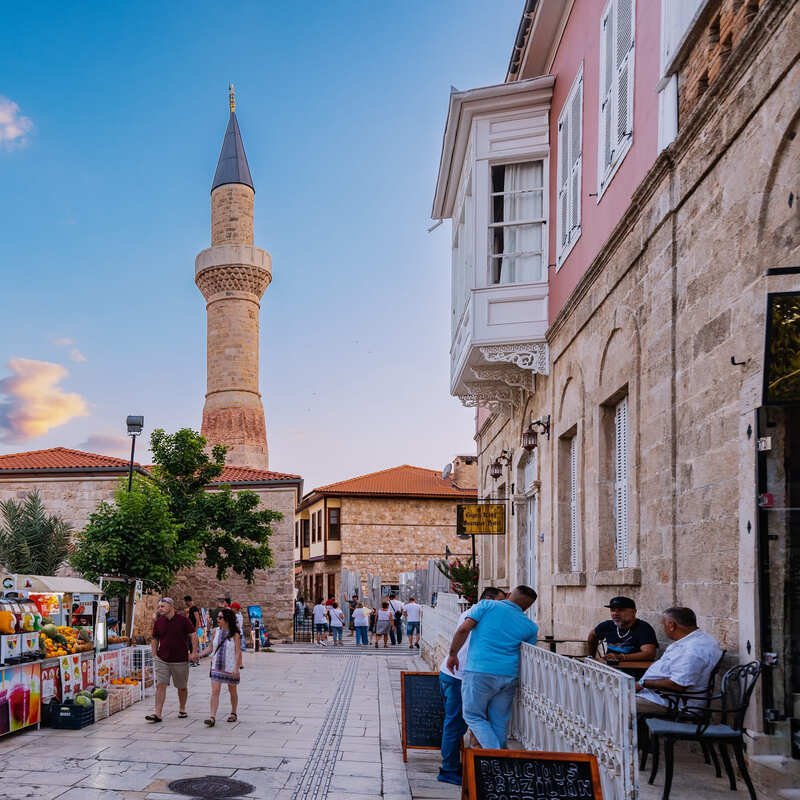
474, 0, 799, 675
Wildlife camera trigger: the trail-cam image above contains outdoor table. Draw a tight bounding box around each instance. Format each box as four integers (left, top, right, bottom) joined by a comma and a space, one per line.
539, 637, 587, 654
591, 657, 654, 679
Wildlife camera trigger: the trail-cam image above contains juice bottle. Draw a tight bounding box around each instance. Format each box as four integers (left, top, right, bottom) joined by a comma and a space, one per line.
8, 683, 29, 731
0, 690, 9, 735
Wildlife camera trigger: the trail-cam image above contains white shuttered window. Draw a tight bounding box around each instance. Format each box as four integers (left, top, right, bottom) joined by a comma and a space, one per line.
613, 396, 629, 568
556, 70, 583, 267
598, 0, 635, 196
569, 435, 579, 571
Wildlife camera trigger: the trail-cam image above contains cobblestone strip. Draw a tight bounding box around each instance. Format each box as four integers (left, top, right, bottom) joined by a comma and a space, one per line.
290, 656, 360, 800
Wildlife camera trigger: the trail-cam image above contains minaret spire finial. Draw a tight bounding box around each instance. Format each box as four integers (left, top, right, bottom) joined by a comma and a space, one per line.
229, 83, 235, 113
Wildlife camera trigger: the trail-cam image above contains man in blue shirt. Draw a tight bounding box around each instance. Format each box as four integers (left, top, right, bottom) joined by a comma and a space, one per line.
446, 585, 538, 750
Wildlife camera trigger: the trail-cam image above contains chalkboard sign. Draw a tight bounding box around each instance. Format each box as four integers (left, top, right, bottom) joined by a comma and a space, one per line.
400, 671, 445, 762
464, 749, 602, 800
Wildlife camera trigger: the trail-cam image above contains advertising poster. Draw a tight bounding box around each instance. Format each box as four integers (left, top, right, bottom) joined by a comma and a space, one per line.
0, 663, 41, 734
95, 651, 120, 688
40, 662, 61, 703
59, 654, 81, 700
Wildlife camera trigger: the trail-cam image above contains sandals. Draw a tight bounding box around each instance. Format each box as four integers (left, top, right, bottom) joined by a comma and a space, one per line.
145, 714, 162, 723
204, 717, 215, 727
227, 713, 238, 722
178, 711, 188, 719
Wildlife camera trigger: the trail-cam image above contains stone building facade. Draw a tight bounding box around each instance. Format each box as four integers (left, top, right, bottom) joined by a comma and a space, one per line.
432, 0, 799, 776
294, 459, 476, 601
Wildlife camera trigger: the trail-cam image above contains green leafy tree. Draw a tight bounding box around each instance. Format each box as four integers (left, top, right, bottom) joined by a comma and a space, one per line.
70, 477, 191, 592
436, 557, 479, 604
0, 490, 72, 575
149, 428, 280, 581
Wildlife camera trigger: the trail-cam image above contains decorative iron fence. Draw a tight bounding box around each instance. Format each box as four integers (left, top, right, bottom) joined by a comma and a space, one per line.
512, 643, 639, 800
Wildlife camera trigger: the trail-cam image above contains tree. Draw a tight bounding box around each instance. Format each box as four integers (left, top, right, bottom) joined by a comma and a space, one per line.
149, 427, 280, 581
436, 557, 479, 604
70, 477, 191, 593
0, 490, 72, 575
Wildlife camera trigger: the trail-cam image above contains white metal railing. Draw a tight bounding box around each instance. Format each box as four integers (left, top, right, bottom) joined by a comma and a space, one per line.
512, 644, 639, 800
420, 592, 469, 670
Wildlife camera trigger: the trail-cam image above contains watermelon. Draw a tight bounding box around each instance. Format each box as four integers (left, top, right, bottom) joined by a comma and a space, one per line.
92, 688, 108, 700
74, 695, 92, 708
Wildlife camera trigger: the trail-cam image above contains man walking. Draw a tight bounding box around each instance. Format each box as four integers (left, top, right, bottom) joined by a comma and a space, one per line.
438, 587, 505, 786
403, 597, 422, 649
388, 593, 404, 645
146, 597, 199, 723
446, 585, 538, 750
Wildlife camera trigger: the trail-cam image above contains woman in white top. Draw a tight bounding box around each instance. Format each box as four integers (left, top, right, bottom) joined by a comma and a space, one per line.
374, 601, 394, 649
352, 602, 370, 646
204, 608, 242, 727
328, 601, 345, 646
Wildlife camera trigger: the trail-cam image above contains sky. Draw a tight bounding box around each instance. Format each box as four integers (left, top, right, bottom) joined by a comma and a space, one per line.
0, 1, 523, 492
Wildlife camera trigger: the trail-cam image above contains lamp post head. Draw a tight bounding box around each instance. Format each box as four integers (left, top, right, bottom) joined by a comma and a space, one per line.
126, 415, 144, 436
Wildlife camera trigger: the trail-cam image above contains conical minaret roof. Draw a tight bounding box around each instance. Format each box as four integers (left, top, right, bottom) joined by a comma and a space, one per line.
211, 85, 254, 192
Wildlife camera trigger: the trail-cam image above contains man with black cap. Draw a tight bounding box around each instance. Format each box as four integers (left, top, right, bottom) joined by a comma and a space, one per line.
588, 596, 657, 665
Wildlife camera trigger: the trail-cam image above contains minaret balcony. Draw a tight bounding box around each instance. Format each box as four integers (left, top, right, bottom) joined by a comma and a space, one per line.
195, 244, 272, 300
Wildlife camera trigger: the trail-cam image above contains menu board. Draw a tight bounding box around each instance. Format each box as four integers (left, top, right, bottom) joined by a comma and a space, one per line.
400, 671, 445, 761
0, 662, 41, 735
463, 749, 602, 800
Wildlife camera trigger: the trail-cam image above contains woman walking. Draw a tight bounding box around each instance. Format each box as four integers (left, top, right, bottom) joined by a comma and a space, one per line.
328, 601, 345, 646
374, 601, 394, 649
204, 608, 242, 727
353, 602, 370, 646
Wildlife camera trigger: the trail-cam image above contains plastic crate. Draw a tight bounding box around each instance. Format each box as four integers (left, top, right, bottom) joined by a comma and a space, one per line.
93, 697, 109, 720
51, 701, 94, 730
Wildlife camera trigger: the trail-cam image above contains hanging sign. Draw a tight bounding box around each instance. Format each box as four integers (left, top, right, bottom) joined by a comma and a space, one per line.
457, 504, 506, 536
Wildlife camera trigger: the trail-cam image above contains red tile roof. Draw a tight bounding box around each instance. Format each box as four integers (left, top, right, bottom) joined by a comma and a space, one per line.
212, 465, 301, 484
311, 464, 476, 500
0, 447, 134, 471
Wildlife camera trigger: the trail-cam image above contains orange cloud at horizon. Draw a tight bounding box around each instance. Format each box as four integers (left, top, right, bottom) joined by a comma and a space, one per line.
0, 358, 89, 441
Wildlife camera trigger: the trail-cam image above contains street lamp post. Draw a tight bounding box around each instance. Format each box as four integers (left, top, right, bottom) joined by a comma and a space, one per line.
126, 415, 144, 492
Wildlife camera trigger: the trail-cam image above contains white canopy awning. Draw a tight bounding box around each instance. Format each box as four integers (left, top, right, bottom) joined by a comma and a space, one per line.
10, 575, 102, 595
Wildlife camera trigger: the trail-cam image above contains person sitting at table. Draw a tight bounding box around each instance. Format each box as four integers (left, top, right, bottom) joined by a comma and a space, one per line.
588, 596, 658, 665
635, 606, 723, 716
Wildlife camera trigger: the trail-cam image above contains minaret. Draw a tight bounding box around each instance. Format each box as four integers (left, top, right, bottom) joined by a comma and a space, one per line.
195, 85, 271, 469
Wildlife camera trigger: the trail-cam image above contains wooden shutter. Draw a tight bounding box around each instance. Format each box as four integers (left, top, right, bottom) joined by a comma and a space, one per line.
569, 78, 583, 235
600, 6, 615, 171
614, 396, 629, 568
615, 0, 635, 145
569, 436, 579, 572
557, 112, 570, 249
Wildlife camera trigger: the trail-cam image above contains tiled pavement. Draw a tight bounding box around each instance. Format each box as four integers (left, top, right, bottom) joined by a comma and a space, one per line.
0, 646, 765, 799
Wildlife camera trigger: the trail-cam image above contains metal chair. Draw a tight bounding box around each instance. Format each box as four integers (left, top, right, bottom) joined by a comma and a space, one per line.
639, 649, 727, 775
645, 661, 762, 800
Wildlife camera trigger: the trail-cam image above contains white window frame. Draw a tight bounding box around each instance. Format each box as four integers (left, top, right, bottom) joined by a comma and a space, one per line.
556, 68, 583, 269
568, 435, 580, 571
597, 0, 635, 200
613, 396, 629, 568
487, 159, 547, 286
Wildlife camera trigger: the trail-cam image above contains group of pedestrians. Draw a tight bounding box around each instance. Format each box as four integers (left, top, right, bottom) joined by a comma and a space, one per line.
146, 594, 248, 728
302, 592, 422, 649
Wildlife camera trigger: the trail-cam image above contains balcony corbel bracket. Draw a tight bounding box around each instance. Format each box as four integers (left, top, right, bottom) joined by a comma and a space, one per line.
470, 365, 533, 392
479, 342, 550, 375
459, 381, 521, 414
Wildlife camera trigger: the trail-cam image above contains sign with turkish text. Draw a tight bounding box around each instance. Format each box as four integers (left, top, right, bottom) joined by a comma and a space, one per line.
457, 504, 506, 536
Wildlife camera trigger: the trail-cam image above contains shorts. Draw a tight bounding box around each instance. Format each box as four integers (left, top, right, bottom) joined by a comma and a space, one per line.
406, 621, 420, 634
155, 657, 190, 689
315, 623, 329, 633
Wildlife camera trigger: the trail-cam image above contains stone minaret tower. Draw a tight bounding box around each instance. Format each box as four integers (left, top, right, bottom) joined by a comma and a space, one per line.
195, 86, 272, 469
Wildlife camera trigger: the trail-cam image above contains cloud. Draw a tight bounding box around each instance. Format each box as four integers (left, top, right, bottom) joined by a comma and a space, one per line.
0, 358, 89, 442
78, 434, 131, 459
69, 348, 87, 363
0, 97, 33, 149
52, 337, 74, 347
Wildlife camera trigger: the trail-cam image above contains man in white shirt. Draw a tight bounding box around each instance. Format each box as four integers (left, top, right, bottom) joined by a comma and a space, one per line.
388, 593, 404, 645
312, 598, 329, 647
403, 597, 422, 649
437, 587, 505, 787
635, 606, 723, 715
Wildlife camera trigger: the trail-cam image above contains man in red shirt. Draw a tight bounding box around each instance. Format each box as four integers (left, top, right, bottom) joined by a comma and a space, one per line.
146, 597, 199, 723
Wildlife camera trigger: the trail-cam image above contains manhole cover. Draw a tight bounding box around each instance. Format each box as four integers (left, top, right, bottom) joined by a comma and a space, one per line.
167, 776, 255, 798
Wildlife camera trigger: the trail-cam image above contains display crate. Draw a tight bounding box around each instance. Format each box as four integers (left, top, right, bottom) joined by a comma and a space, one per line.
131, 645, 155, 699
93, 697, 109, 720
51, 701, 94, 730
107, 690, 124, 715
